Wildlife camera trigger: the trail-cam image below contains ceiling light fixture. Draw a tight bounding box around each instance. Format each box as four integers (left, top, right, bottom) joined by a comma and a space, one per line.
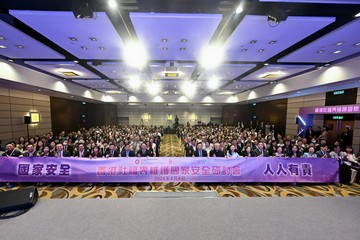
69, 37, 77, 41
241, 49, 247, 52
200, 45, 224, 68
162, 47, 168, 51
235, 4, 244, 14
81, 46, 88, 50
125, 42, 148, 69
209, 76, 220, 90
336, 42, 343, 46
268, 40, 277, 44
73, 60, 79, 63
250, 40, 257, 44
90, 37, 97, 41
108, 0, 118, 9
355, 12, 360, 18
333, 50, 342, 54
162, 38, 168, 42
0, 36, 5, 40
355, 42, 360, 46
317, 50, 325, 54
258, 49, 264, 52
8, 59, 13, 62
264, 63, 269, 66
99, 46, 105, 50
181, 39, 187, 43
180, 47, 186, 51
0, 45, 7, 49
16, 45, 24, 49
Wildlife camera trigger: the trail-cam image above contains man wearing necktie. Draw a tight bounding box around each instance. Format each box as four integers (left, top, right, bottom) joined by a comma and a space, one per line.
105, 143, 119, 157
121, 144, 135, 157
75, 143, 89, 158
194, 142, 208, 157
316, 145, 330, 158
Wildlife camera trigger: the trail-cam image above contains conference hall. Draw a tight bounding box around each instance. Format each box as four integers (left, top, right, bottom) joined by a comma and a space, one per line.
0, 0, 360, 239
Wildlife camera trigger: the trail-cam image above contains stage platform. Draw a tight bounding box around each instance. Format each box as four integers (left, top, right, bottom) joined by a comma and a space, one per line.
1, 196, 359, 240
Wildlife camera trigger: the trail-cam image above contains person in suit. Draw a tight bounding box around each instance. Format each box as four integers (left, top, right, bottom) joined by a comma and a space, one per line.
316, 145, 331, 158
121, 144, 135, 157
99, 142, 109, 157
62, 139, 74, 156
137, 143, 152, 157
252, 142, 269, 157
55, 143, 71, 157
22, 144, 39, 157
105, 143, 119, 157
209, 142, 225, 157
74, 143, 90, 158
2, 142, 22, 157
305, 126, 314, 143
193, 142, 208, 157
185, 138, 197, 157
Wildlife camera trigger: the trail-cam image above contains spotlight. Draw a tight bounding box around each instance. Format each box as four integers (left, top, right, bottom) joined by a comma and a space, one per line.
72, 2, 94, 19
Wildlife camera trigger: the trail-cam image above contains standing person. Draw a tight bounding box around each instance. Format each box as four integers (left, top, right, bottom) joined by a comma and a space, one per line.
305, 126, 314, 143
155, 135, 161, 157
340, 127, 352, 150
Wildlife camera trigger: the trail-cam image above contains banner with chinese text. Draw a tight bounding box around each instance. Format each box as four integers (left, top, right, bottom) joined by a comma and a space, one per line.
0, 156, 339, 182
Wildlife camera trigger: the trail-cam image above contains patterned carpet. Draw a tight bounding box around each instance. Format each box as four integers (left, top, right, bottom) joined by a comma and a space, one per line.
1, 134, 360, 198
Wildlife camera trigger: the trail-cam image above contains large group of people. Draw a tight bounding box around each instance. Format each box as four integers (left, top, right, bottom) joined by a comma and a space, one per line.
0, 122, 359, 185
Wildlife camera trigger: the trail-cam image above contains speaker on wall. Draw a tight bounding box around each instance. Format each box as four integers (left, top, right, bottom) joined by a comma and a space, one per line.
0, 186, 38, 213
24, 116, 31, 124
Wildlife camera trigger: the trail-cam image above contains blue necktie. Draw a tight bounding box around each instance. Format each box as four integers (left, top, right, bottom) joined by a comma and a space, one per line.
199, 151, 202, 157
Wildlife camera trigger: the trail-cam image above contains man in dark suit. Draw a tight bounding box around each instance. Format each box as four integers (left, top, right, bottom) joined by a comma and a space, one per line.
55, 143, 71, 157
62, 139, 74, 156
22, 144, 39, 157
105, 143, 119, 157
137, 143, 152, 157
193, 142, 208, 157
209, 142, 225, 157
185, 138, 197, 157
121, 144, 135, 157
2, 142, 22, 157
316, 145, 331, 158
305, 126, 314, 143
74, 143, 90, 158
251, 142, 269, 157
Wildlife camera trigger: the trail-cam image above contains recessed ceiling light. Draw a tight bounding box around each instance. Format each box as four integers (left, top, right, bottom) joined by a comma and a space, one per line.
108, 0, 118, 9
106, 79, 110, 82
162, 47, 168, 51
355, 12, 360, 18
264, 63, 269, 66
61, 71, 80, 76
180, 47, 186, 51
73, 60, 79, 63
90, 37, 97, 41
317, 50, 325, 54
38, 89, 41, 92
99, 46, 105, 50
81, 46, 88, 50
268, 40, 277, 44
235, 4, 244, 14
162, 38, 168, 42
297, 91, 301, 94
181, 39, 187, 43
258, 49, 264, 52
355, 42, 360, 46
333, 50, 342, 54
0, 36, 5, 40
16, 45, 24, 49
250, 40, 257, 44
69, 37, 77, 41
8, 59, 13, 62
336, 42, 343, 46
241, 49, 247, 52
0, 45, 7, 49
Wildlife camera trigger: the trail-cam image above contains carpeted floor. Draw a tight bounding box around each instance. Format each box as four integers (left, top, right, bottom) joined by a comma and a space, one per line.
1, 134, 360, 198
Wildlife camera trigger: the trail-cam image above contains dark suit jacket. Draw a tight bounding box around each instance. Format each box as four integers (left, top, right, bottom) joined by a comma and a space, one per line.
63, 145, 74, 156
55, 150, 71, 157
209, 149, 225, 157
2, 149, 22, 157
121, 150, 135, 157
105, 149, 119, 157
315, 150, 331, 158
287, 151, 302, 158
252, 148, 269, 157
74, 150, 90, 158
185, 145, 196, 157
137, 149, 152, 157
193, 150, 208, 157
23, 151, 39, 157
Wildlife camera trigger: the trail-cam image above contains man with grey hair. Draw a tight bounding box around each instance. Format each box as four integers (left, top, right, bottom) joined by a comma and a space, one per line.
209, 142, 225, 157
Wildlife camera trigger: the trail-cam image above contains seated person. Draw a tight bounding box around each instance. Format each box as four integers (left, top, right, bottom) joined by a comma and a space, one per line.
193, 142, 208, 157
303, 146, 318, 158
2, 142, 22, 157
227, 145, 240, 158
287, 145, 302, 158
251, 142, 269, 157
273, 147, 285, 157
315, 145, 331, 158
90, 146, 103, 158
121, 144, 135, 157
242, 146, 252, 157
105, 143, 119, 157
22, 144, 39, 157
40, 146, 54, 157
55, 143, 71, 157
209, 142, 225, 157
74, 143, 90, 158
137, 143, 152, 157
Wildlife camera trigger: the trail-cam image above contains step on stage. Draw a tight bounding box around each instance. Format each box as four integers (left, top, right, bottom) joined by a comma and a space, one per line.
0, 194, 359, 240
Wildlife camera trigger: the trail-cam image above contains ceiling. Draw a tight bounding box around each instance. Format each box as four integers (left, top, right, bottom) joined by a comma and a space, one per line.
0, 0, 360, 104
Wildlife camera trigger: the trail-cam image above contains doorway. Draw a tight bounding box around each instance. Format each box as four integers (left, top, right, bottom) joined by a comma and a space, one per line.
324, 114, 354, 145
